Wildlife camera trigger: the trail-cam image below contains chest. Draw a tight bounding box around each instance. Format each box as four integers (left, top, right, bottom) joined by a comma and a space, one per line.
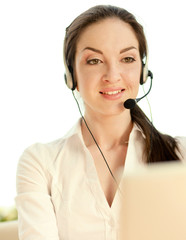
51, 148, 123, 240
50, 134, 144, 239
87, 144, 128, 207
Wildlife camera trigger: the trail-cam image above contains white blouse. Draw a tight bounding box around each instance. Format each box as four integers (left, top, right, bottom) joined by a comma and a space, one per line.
15, 119, 186, 240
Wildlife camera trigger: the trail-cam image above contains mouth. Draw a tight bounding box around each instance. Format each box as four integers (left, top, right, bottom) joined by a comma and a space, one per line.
99, 89, 124, 95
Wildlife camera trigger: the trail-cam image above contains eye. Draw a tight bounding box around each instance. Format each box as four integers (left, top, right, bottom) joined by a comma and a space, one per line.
87, 58, 102, 65
122, 57, 136, 63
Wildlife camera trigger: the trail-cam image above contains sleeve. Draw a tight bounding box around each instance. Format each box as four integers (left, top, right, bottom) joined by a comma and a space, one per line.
15, 143, 60, 240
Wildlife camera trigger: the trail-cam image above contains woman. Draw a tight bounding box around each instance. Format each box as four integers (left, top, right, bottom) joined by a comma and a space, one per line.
15, 5, 186, 240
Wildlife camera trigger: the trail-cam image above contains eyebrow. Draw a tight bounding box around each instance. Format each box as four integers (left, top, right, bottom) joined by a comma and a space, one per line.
82, 47, 103, 54
82, 46, 137, 54
120, 46, 137, 53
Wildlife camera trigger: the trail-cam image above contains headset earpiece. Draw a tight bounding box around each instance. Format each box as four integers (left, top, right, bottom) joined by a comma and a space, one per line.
64, 65, 76, 90
140, 56, 153, 85
63, 43, 77, 90
140, 61, 148, 85
140, 45, 153, 84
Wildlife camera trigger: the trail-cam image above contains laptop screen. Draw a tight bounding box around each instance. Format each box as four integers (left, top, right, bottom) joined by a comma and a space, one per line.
119, 162, 186, 240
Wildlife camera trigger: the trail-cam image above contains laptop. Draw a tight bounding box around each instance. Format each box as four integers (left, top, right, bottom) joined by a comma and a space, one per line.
119, 161, 186, 240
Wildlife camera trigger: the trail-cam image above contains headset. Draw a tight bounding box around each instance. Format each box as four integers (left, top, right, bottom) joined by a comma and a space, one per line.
63, 44, 76, 90
63, 44, 153, 188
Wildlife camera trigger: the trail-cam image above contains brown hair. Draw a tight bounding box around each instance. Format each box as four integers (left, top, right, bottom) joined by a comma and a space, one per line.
64, 5, 181, 163
64, 5, 147, 74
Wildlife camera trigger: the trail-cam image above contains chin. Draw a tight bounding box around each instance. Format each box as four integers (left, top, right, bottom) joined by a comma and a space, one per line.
101, 105, 129, 117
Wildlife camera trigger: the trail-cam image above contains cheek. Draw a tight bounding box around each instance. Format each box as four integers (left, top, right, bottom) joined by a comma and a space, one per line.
125, 67, 141, 88
123, 67, 141, 98
74, 67, 91, 93
75, 62, 99, 91
74, 64, 84, 91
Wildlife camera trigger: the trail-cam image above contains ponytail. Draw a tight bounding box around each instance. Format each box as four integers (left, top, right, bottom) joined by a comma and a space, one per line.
131, 105, 180, 163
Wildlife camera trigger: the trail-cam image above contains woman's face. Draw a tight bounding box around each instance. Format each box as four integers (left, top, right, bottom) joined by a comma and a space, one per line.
75, 17, 142, 117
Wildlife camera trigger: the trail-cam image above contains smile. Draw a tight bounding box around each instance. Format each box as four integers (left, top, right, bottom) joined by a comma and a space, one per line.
100, 89, 124, 95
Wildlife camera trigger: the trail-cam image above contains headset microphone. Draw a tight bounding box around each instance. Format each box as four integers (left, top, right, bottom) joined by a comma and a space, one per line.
124, 70, 153, 110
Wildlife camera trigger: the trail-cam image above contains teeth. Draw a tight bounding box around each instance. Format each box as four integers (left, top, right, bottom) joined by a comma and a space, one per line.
102, 90, 122, 95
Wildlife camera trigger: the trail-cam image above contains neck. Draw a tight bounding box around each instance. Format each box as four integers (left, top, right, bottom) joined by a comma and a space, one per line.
81, 111, 133, 150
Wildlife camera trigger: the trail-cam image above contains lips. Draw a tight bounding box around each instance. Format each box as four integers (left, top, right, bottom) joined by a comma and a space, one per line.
99, 88, 125, 100
100, 89, 124, 95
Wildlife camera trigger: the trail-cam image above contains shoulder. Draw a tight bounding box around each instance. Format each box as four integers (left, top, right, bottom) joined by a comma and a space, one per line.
16, 137, 67, 182
21, 137, 66, 163
176, 136, 186, 162
17, 119, 82, 173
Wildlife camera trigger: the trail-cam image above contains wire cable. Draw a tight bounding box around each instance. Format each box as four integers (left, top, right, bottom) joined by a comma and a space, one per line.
72, 91, 122, 192
142, 84, 154, 163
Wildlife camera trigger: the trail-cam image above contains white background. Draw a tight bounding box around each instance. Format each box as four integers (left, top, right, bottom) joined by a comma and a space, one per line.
0, 0, 186, 206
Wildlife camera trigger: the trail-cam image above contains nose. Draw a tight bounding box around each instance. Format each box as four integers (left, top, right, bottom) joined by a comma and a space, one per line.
102, 62, 122, 83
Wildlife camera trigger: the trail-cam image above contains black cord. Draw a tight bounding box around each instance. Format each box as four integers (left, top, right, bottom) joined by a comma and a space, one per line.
72, 91, 120, 187
142, 76, 154, 163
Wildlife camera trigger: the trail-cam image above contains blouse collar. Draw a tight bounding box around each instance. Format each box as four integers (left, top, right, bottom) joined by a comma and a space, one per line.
63, 118, 146, 143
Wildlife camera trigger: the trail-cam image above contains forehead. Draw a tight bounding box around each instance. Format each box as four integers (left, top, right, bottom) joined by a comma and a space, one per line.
76, 17, 139, 52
